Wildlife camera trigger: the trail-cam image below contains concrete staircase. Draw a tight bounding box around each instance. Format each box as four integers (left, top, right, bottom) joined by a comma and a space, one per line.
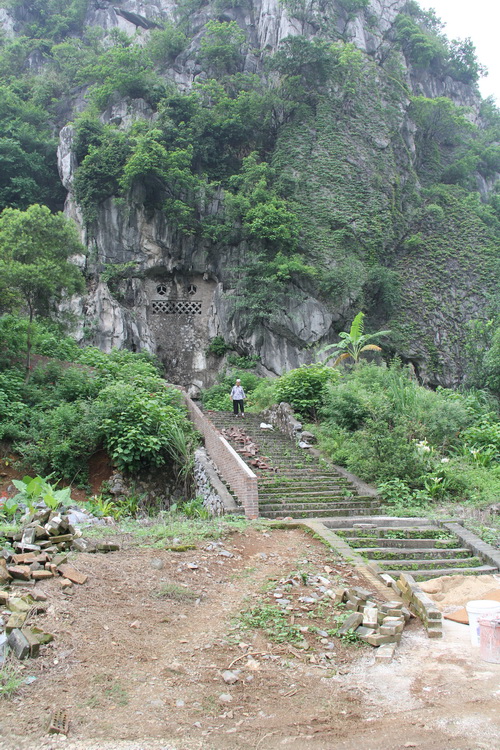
206, 411, 499, 581
323, 519, 499, 581
207, 411, 380, 519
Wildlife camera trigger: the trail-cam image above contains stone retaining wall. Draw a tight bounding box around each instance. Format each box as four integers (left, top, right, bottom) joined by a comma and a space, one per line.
395, 573, 443, 638
194, 449, 226, 516
180, 392, 259, 519
439, 520, 500, 571
194, 448, 243, 517
261, 402, 303, 441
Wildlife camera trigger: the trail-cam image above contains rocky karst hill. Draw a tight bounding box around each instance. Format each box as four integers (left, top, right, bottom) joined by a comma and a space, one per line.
0, 0, 499, 392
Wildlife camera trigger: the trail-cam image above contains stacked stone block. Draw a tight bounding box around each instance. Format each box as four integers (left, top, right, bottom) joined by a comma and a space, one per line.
395, 573, 443, 638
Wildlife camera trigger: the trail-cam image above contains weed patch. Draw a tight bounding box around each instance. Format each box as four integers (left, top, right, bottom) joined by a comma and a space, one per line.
152, 583, 199, 602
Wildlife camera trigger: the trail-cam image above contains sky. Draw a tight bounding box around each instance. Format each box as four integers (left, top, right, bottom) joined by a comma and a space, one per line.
422, 0, 500, 102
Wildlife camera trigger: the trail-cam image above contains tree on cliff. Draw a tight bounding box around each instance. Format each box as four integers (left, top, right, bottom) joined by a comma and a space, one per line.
0, 203, 86, 378
320, 312, 390, 366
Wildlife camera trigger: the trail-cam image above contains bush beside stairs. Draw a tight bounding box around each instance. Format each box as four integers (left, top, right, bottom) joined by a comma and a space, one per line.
207, 411, 499, 581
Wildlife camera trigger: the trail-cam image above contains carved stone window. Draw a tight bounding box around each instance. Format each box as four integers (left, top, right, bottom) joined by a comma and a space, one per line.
156, 284, 168, 296
187, 284, 197, 296
152, 300, 202, 315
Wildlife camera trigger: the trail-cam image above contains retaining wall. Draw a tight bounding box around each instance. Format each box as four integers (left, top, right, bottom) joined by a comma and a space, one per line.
180, 392, 259, 519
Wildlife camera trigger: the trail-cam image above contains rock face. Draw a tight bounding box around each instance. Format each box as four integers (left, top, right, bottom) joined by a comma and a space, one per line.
35, 0, 495, 387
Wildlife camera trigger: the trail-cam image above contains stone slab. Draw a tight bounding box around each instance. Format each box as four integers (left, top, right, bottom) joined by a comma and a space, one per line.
56, 564, 88, 585
338, 612, 363, 635
375, 643, 397, 662
7, 565, 31, 581
31, 570, 54, 581
7, 629, 30, 659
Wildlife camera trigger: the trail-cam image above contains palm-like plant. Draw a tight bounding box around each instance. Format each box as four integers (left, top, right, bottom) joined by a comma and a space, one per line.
320, 312, 390, 366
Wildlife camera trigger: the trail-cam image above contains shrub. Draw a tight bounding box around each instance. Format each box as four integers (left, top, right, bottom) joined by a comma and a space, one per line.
206, 336, 230, 357
320, 385, 370, 430
17, 399, 104, 481
98, 383, 195, 474
274, 364, 339, 420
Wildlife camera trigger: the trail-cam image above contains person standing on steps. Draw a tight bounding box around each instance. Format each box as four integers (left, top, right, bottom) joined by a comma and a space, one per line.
230, 378, 246, 417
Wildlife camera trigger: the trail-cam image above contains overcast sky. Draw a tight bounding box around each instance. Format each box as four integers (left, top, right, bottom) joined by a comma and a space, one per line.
421, 1, 500, 102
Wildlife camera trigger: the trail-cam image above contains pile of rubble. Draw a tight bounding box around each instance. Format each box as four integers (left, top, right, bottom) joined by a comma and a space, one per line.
264, 568, 411, 664
336, 586, 410, 662
221, 427, 276, 471
1, 507, 119, 661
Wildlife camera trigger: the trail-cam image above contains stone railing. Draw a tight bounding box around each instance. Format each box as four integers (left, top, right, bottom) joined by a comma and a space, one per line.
179, 391, 259, 519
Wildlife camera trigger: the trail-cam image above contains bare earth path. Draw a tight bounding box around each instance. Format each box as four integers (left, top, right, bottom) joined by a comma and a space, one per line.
1, 525, 499, 750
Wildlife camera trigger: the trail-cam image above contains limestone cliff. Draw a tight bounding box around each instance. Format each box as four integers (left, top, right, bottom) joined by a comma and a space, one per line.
1, 0, 498, 392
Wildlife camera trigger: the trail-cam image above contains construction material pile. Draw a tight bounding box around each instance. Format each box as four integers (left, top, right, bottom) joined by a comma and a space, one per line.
1, 507, 119, 661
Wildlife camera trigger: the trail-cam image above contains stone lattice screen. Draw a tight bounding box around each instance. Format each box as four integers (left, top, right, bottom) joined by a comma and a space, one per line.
151, 300, 202, 315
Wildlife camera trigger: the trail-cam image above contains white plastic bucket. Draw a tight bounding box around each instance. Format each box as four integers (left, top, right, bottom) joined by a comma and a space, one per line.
466, 600, 500, 646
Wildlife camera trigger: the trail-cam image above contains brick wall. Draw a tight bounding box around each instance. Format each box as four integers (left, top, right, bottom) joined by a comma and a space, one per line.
180, 393, 259, 519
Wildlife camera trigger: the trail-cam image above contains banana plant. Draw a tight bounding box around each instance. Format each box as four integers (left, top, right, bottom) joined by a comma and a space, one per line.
320, 312, 390, 366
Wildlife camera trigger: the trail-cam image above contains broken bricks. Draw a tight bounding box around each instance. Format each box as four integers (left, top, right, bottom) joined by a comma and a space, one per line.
56, 564, 87, 585
339, 586, 407, 657
0, 508, 120, 664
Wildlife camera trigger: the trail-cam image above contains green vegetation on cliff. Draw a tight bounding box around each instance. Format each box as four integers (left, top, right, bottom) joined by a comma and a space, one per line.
0, 0, 498, 384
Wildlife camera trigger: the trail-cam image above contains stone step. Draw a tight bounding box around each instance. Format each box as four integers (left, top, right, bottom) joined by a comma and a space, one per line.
258, 497, 379, 507
258, 491, 372, 501
329, 524, 441, 535
343, 537, 459, 549
357, 547, 472, 560
385, 565, 499, 581
377, 556, 482, 570
258, 476, 354, 486
259, 501, 377, 512
259, 508, 381, 519
258, 484, 356, 493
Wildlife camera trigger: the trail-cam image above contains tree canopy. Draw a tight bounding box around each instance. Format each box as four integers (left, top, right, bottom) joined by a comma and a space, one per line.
0, 203, 86, 375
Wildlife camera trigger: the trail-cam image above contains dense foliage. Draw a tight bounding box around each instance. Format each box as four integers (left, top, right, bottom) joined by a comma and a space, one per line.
0, 317, 197, 485
314, 361, 500, 507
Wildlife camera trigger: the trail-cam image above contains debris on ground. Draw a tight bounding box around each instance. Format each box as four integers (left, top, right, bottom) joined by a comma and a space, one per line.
1, 506, 120, 663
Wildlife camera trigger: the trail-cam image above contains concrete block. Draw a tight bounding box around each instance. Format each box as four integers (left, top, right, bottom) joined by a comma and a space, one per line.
31, 570, 54, 581
379, 625, 398, 636
380, 573, 395, 587
363, 608, 379, 628
6, 612, 28, 633
21, 528, 36, 546
426, 609, 442, 621
6, 565, 31, 581
356, 626, 376, 637
351, 587, 372, 601
96, 542, 120, 552
51, 553, 68, 567
338, 612, 363, 635
427, 628, 443, 638
375, 643, 397, 662
21, 628, 40, 657
49, 534, 73, 544
12, 552, 36, 565
7, 597, 31, 613
347, 593, 363, 608
7, 629, 30, 659
56, 564, 87, 584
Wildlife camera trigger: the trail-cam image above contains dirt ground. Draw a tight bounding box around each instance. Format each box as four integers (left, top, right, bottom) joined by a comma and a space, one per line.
2, 524, 500, 750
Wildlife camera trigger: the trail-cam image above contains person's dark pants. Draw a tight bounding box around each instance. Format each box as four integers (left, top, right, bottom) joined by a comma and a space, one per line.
233, 399, 244, 415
